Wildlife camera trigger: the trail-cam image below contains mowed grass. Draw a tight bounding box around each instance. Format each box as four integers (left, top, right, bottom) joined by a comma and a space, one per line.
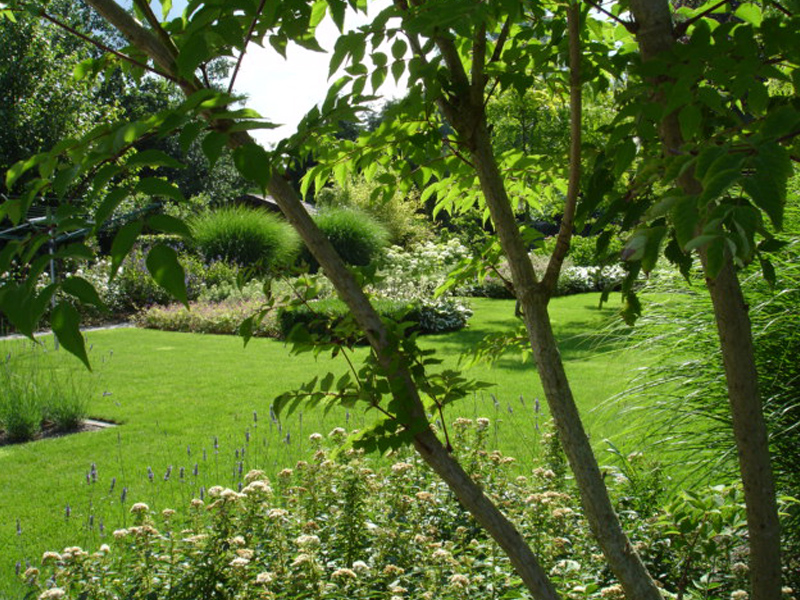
0, 294, 658, 596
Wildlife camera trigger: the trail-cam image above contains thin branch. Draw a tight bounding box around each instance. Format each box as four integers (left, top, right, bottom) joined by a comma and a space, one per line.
483, 77, 502, 109
228, 0, 268, 95
777, 128, 800, 145
489, 16, 513, 63
131, 0, 179, 61
542, 1, 582, 296
582, 0, 637, 32
674, 0, 732, 37
768, 0, 792, 17
442, 137, 477, 169
38, 10, 179, 83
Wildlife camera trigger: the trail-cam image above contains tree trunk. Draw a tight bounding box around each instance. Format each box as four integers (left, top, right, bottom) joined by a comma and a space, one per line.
702, 254, 782, 599
628, 0, 782, 595
467, 115, 664, 600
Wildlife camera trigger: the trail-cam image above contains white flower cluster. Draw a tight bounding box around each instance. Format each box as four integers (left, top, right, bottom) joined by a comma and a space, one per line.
557, 265, 626, 295
376, 239, 471, 302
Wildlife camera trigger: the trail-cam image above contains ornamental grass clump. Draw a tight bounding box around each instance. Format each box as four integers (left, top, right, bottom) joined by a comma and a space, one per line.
191, 207, 301, 275
300, 207, 389, 272
0, 345, 93, 443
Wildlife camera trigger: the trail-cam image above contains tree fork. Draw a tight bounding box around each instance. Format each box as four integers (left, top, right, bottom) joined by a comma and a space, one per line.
429, 5, 663, 599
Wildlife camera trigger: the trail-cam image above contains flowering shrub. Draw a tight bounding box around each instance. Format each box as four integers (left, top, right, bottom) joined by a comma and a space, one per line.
555, 265, 626, 296
375, 239, 472, 300
369, 240, 474, 331
135, 299, 280, 338
21, 419, 769, 600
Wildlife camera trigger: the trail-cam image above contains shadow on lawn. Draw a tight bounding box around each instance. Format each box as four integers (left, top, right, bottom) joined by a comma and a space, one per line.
429, 302, 633, 371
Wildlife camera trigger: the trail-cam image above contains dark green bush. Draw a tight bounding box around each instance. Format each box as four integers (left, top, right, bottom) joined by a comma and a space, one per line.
190, 207, 300, 274
277, 297, 470, 341
277, 298, 413, 342
300, 207, 389, 272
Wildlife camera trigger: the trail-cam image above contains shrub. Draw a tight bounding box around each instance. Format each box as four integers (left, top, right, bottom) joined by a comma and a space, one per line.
375, 239, 472, 300
191, 207, 300, 274
318, 175, 433, 247
100, 251, 206, 314
135, 299, 280, 338
277, 297, 471, 340
300, 207, 389, 272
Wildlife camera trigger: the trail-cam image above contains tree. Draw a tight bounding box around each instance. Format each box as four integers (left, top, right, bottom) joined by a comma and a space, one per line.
1, 0, 795, 597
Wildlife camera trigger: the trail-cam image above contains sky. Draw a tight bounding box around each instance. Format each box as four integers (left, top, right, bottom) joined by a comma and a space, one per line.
161, 0, 404, 146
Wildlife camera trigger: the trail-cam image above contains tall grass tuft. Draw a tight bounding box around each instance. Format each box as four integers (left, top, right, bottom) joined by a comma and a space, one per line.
190, 207, 301, 274
301, 207, 389, 272
601, 242, 800, 587
0, 345, 93, 442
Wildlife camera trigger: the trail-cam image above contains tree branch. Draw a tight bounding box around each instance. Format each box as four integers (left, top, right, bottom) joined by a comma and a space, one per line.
542, 2, 582, 296
228, 0, 268, 95
38, 10, 178, 83
490, 16, 513, 63
83, 0, 198, 95
768, 0, 793, 16
471, 22, 487, 106
582, 0, 637, 32
131, 0, 179, 61
674, 0, 732, 37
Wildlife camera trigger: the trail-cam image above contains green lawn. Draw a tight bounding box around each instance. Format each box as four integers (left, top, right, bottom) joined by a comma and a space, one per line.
0, 294, 657, 597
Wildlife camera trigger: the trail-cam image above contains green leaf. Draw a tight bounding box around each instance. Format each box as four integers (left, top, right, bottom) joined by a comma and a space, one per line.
391, 60, 405, 83
734, 3, 762, 25
61, 277, 106, 310
146, 244, 189, 307
671, 195, 700, 248
201, 131, 228, 168
310, 0, 327, 28
391, 39, 408, 60
135, 177, 185, 203
614, 139, 636, 178
94, 188, 129, 230
177, 32, 210, 78
759, 256, 776, 287
741, 142, 791, 230
109, 221, 143, 280
642, 226, 667, 273
678, 104, 702, 141
161, 0, 172, 19
51, 302, 91, 369
125, 149, 185, 170
179, 121, 205, 153
147, 214, 192, 239
233, 143, 272, 189
6, 154, 47, 190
